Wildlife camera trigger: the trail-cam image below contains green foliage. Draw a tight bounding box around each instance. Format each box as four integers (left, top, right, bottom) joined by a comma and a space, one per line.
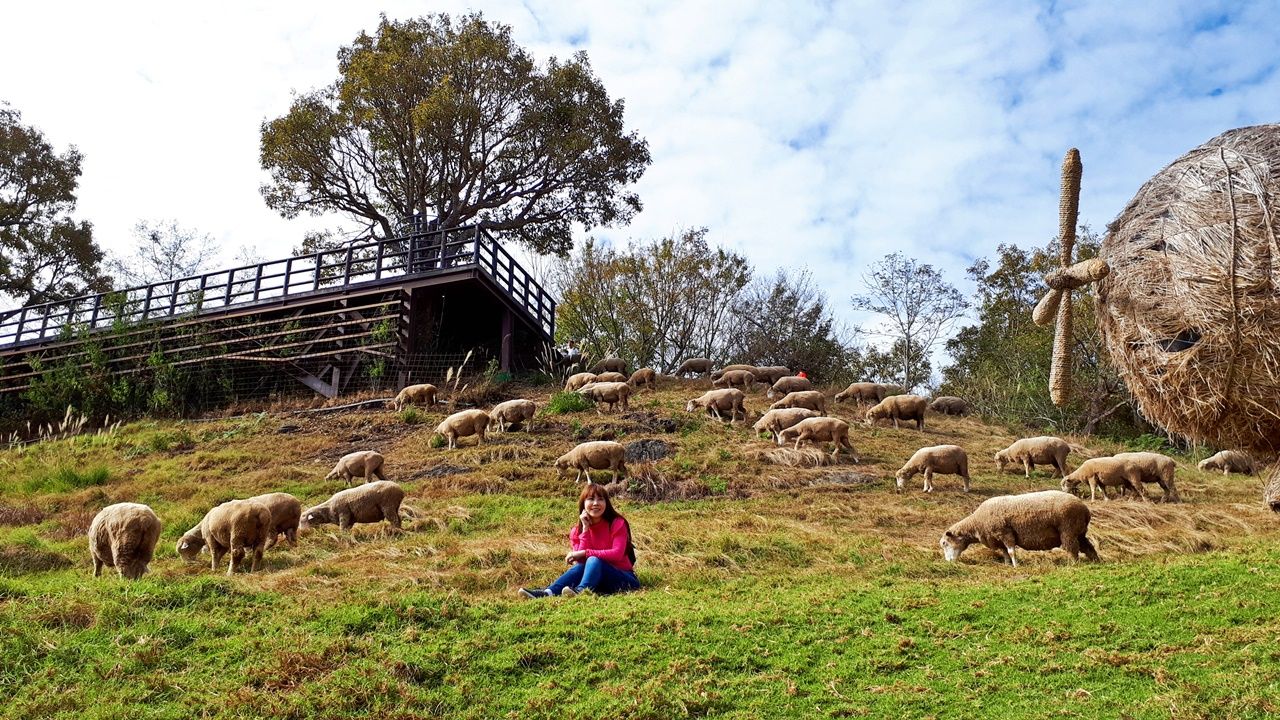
427, 433, 446, 449
544, 391, 594, 414
0, 105, 108, 304
21, 465, 109, 494
399, 407, 426, 425
260, 12, 650, 252
731, 269, 851, 383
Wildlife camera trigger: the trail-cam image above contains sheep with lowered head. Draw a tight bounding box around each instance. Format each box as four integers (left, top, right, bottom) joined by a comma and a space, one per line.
325, 450, 388, 487
1060, 456, 1147, 501
1198, 449, 1256, 476
687, 388, 747, 423
628, 367, 658, 390
752, 407, 821, 444
940, 490, 1098, 567
434, 409, 491, 449
778, 417, 858, 460
564, 372, 598, 391
768, 390, 827, 415
88, 502, 162, 580
834, 382, 884, 404
713, 369, 758, 391
710, 364, 759, 382
866, 394, 928, 431
392, 383, 438, 411
896, 445, 970, 493
302, 480, 405, 531
1110, 451, 1181, 502
752, 366, 793, 385
674, 357, 713, 377
595, 371, 628, 383
177, 499, 273, 575
490, 398, 537, 432
995, 436, 1072, 478
247, 492, 302, 550
767, 376, 813, 399
929, 396, 969, 416
555, 441, 628, 483
577, 381, 632, 414
590, 357, 627, 374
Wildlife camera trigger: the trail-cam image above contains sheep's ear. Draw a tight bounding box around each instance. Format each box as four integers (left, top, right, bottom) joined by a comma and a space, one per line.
943, 531, 954, 539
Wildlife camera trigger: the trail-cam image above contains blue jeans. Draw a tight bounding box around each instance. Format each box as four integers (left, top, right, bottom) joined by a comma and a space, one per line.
546, 556, 639, 595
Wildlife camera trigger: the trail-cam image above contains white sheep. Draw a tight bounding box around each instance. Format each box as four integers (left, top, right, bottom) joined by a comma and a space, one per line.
88, 502, 162, 580
995, 437, 1072, 478
392, 383, 438, 411
767, 376, 813, 399
564, 372, 599, 391
752, 407, 821, 444
833, 382, 884, 404
686, 388, 747, 423
324, 450, 388, 487
595, 371, 628, 383
674, 358, 713, 377
896, 445, 971, 493
710, 364, 759, 381
434, 409, 491, 449
1060, 456, 1146, 501
928, 396, 969, 416
628, 367, 658, 390
247, 492, 303, 550
752, 366, 793, 385
555, 441, 628, 483
177, 499, 274, 575
1198, 449, 1256, 475
778, 417, 858, 460
713, 369, 758, 391
578, 381, 632, 414
302, 481, 405, 531
768, 390, 827, 415
590, 357, 627, 374
865, 395, 928, 431
490, 399, 537, 432
940, 490, 1099, 566
1110, 452, 1180, 502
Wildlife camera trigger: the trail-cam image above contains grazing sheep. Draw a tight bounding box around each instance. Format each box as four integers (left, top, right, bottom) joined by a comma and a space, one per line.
713, 369, 758, 391
767, 376, 813, 399
88, 503, 162, 580
302, 481, 405, 531
1060, 456, 1147, 501
896, 445, 970, 493
995, 437, 1072, 478
929, 396, 969, 416
940, 490, 1098, 567
324, 450, 388, 487
392, 383, 438, 411
752, 366, 793, 385
778, 417, 858, 460
555, 441, 628, 483
1198, 449, 1256, 476
768, 390, 827, 414
834, 382, 885, 404
595, 371, 628, 383
564, 372, 599, 391
247, 492, 303, 550
590, 357, 627, 375
674, 358, 713, 377
628, 367, 658, 390
710, 364, 759, 382
577, 381, 632, 414
686, 388, 747, 423
490, 399, 537, 432
1265, 467, 1280, 512
752, 407, 821, 444
177, 499, 273, 576
865, 395, 928, 431
1110, 452, 1181, 502
434, 409, 491, 449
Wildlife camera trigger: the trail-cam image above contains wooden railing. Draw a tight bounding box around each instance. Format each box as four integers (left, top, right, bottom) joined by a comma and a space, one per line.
0, 225, 555, 349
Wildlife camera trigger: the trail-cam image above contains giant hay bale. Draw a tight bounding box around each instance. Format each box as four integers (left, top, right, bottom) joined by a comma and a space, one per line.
1098, 124, 1280, 453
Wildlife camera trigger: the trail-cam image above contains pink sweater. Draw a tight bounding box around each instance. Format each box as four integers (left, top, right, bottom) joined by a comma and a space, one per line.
569, 516, 634, 573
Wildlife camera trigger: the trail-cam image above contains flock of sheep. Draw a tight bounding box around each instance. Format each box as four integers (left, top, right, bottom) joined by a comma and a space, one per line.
83, 357, 1257, 580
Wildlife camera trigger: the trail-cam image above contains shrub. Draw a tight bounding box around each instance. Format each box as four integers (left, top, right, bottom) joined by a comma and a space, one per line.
544, 391, 594, 414
399, 408, 426, 425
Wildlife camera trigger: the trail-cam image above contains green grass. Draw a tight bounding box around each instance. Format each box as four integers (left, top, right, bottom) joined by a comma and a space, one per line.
2, 383, 1279, 718
544, 391, 596, 414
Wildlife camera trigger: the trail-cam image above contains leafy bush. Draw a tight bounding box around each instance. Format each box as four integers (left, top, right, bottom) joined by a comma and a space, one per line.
544, 391, 594, 414
399, 408, 426, 424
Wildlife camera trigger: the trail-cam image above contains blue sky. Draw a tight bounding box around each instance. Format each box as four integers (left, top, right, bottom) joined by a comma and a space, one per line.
3, 0, 1278, 342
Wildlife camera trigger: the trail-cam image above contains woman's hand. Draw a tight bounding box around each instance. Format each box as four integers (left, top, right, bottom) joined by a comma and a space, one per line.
565, 550, 588, 565
579, 510, 591, 528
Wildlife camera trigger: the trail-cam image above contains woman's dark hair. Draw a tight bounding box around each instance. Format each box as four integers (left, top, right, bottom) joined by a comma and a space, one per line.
577, 483, 636, 563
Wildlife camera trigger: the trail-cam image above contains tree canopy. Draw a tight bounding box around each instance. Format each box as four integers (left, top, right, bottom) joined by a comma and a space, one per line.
0, 105, 105, 306
260, 13, 651, 255
730, 269, 851, 382
108, 220, 219, 287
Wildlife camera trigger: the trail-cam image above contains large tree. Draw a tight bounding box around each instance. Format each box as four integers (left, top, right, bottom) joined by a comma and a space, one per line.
260, 13, 651, 254
730, 269, 850, 382
851, 253, 967, 391
0, 105, 106, 306
108, 219, 219, 287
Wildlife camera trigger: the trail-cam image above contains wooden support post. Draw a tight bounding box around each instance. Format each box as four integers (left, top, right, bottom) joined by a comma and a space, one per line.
500, 307, 514, 372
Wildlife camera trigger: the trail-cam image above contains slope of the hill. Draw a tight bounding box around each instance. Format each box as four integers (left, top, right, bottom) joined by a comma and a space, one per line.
1, 380, 1278, 719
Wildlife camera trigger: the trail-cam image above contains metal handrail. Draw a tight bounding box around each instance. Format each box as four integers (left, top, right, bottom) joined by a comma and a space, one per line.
0, 224, 555, 349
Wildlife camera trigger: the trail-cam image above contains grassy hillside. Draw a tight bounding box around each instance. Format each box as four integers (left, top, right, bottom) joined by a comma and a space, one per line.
2, 381, 1279, 719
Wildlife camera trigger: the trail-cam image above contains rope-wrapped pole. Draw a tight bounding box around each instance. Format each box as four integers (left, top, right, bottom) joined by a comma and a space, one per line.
1050, 149, 1082, 406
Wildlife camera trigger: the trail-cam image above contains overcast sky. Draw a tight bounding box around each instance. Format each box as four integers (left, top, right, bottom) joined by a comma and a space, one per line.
3, 0, 1278, 339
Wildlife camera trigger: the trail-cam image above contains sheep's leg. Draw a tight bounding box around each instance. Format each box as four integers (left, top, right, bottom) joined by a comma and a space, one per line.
1023, 459, 1031, 478
961, 472, 971, 493
211, 545, 225, 572
250, 545, 263, 573
1060, 534, 1080, 562
228, 547, 243, 576
892, 417, 899, 430
1079, 535, 1099, 562
374, 467, 387, 482
1005, 546, 1018, 567
286, 528, 297, 547
264, 534, 277, 551
923, 468, 934, 493
338, 512, 354, 531
92, 556, 103, 577
385, 504, 402, 530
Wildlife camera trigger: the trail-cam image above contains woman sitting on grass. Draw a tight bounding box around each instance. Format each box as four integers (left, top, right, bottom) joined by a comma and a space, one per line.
519, 483, 638, 599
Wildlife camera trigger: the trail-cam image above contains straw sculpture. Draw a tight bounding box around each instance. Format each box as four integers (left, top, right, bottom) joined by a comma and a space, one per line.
1037, 125, 1280, 454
